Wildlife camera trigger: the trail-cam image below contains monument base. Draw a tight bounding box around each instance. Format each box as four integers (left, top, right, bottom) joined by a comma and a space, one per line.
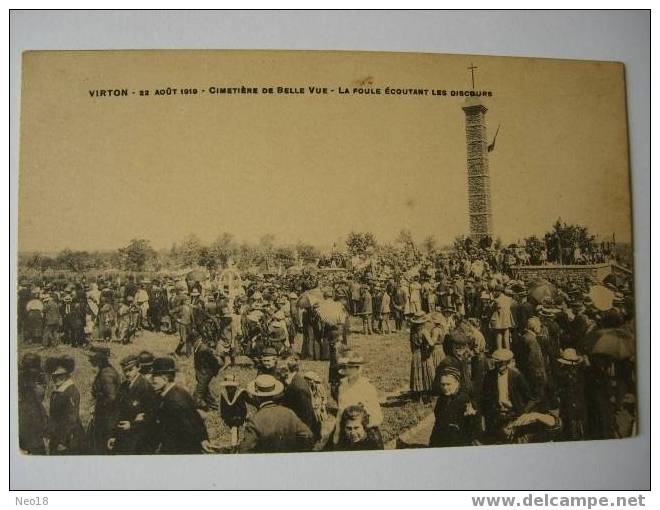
511, 263, 613, 286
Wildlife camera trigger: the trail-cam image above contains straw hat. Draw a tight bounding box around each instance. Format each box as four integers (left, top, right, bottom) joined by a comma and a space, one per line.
409, 311, 429, 324
558, 348, 584, 365
247, 374, 284, 398
491, 349, 514, 363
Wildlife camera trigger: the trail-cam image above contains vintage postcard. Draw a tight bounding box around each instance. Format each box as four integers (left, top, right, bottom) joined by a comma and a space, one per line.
16, 50, 636, 456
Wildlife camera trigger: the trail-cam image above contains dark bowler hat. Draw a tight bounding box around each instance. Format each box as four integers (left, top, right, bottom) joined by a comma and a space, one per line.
151, 357, 177, 375
137, 351, 155, 372
120, 354, 139, 368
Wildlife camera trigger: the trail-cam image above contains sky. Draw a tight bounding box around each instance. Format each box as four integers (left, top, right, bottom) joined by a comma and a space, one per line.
18, 50, 633, 252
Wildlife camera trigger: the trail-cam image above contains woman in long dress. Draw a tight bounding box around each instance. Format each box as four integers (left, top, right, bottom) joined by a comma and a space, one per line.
409, 313, 435, 402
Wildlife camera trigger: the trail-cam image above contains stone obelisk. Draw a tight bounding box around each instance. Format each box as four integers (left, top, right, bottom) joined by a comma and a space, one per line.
462, 95, 493, 241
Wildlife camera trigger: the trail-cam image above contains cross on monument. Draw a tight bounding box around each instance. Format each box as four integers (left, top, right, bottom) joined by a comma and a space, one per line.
468, 63, 478, 89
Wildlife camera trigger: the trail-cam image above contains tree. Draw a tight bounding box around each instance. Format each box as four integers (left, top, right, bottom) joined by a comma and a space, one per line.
273, 246, 297, 268
178, 234, 203, 268
345, 231, 377, 256
296, 242, 320, 262
421, 236, 437, 254
56, 249, 92, 272
118, 239, 156, 271
210, 232, 238, 268
543, 219, 595, 264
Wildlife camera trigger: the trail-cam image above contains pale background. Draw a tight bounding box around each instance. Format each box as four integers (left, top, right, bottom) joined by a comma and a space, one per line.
19, 51, 630, 252
10, 10, 649, 489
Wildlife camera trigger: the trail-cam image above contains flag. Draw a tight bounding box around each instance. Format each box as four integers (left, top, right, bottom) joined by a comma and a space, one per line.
488, 124, 500, 152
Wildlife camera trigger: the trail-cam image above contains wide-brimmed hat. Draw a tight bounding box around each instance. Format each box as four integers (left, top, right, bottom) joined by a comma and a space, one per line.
409, 311, 429, 324
537, 306, 559, 318
151, 357, 177, 375
558, 348, 584, 365
288, 292, 298, 299
247, 374, 284, 397
45, 355, 75, 375
491, 349, 514, 363
303, 371, 322, 384
429, 311, 445, 324
120, 354, 139, 368
219, 373, 240, 387
190, 288, 201, 296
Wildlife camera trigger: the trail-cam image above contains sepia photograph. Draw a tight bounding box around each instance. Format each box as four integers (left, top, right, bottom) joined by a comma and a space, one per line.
14, 47, 640, 462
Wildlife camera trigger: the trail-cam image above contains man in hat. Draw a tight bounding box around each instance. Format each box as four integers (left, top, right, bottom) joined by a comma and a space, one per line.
514, 317, 549, 404
42, 294, 62, 348
392, 279, 409, 331
358, 285, 373, 336
18, 353, 48, 454
256, 347, 279, 377
268, 309, 290, 355
192, 334, 222, 410
149, 281, 169, 333
108, 354, 160, 454
137, 351, 155, 380
239, 374, 314, 453
135, 282, 150, 330
280, 355, 321, 441
44, 355, 85, 454
489, 284, 515, 350
334, 352, 383, 445
481, 349, 537, 443
24, 290, 44, 344
173, 294, 194, 357
555, 348, 588, 441
150, 357, 212, 454
88, 346, 121, 454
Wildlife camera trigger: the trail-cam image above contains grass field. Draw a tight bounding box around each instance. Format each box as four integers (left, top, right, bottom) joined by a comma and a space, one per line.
17, 317, 432, 450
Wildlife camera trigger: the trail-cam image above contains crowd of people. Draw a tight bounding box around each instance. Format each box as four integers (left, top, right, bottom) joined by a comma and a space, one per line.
17, 241, 637, 454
